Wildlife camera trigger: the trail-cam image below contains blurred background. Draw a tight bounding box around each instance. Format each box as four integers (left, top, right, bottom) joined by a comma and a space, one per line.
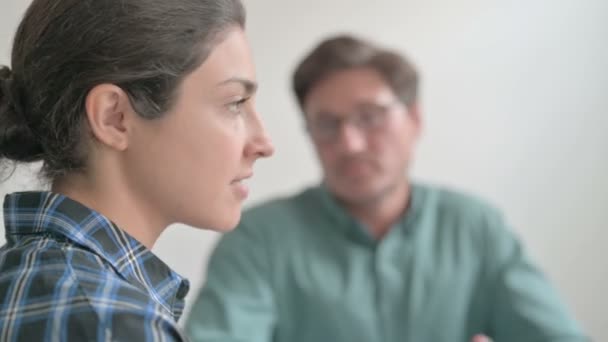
1, 0, 606, 340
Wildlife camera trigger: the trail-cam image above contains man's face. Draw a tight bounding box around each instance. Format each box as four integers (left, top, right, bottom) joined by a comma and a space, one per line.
304, 67, 420, 206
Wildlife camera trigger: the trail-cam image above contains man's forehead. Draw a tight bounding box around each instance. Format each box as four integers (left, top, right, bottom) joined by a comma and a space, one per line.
307, 92, 397, 116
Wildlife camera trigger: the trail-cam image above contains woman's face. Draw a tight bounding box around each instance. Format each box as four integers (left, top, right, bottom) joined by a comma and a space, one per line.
124, 27, 273, 231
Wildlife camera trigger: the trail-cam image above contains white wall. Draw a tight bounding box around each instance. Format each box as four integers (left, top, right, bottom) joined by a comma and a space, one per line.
1, 0, 606, 340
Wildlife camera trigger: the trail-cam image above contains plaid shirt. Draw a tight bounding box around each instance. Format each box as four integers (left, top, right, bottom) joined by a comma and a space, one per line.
0, 191, 190, 341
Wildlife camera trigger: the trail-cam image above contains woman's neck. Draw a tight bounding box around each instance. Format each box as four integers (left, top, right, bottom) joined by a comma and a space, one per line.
52, 171, 167, 250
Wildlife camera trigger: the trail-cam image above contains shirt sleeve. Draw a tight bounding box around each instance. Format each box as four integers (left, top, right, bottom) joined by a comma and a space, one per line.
185, 222, 277, 342
481, 209, 590, 342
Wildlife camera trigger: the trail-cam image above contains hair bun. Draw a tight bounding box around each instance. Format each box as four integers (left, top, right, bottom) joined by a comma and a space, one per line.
0, 65, 44, 162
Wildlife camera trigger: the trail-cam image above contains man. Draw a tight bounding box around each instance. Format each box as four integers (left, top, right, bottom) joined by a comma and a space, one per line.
185, 35, 587, 342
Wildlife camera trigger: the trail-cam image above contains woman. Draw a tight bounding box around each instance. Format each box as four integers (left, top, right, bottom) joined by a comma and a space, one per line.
0, 0, 273, 340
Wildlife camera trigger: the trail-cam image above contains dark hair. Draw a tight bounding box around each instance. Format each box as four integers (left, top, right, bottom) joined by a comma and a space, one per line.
0, 0, 246, 180
292, 35, 419, 111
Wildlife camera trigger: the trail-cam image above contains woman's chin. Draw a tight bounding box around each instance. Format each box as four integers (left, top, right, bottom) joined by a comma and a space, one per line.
192, 211, 242, 232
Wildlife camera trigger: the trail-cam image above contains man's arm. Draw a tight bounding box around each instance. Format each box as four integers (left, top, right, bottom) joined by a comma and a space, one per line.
481, 210, 589, 342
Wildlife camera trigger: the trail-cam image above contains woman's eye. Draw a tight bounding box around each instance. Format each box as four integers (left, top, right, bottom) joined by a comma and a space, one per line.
227, 98, 249, 114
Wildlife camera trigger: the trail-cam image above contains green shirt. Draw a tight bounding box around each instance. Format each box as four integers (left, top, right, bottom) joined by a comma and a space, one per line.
186, 183, 587, 342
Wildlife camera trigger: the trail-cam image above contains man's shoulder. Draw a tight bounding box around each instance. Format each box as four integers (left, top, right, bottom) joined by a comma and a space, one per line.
240, 185, 322, 225
416, 182, 503, 217
414, 183, 508, 239
415, 184, 515, 259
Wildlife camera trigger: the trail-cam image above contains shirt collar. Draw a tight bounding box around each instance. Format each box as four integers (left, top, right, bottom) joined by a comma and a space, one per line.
316, 182, 425, 243
3, 191, 190, 320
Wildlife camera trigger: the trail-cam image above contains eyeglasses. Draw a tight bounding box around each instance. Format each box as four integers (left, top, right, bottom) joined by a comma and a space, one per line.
306, 101, 404, 143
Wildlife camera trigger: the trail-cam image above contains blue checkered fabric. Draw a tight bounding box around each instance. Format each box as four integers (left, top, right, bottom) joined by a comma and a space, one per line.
0, 191, 189, 341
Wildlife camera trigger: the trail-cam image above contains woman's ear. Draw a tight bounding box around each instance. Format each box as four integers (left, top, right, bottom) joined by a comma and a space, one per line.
84, 84, 135, 151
